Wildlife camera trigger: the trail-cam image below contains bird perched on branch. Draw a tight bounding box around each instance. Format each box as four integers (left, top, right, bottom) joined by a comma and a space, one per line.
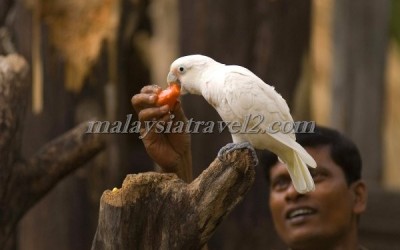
166, 55, 316, 193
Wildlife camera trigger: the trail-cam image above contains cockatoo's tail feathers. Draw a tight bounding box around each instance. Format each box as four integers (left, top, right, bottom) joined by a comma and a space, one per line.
268, 132, 317, 168
288, 150, 315, 193
292, 142, 317, 168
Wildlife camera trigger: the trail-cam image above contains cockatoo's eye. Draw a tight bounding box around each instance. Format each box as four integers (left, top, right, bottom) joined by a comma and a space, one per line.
178, 66, 186, 74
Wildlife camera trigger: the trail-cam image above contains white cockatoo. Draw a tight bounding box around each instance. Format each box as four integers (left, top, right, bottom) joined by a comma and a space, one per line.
167, 55, 316, 193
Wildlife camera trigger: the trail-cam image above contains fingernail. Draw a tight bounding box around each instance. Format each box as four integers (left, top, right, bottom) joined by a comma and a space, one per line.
149, 95, 156, 102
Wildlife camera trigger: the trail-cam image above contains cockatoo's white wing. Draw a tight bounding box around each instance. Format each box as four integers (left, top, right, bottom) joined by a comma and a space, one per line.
223, 66, 294, 130
221, 65, 316, 193
223, 65, 316, 168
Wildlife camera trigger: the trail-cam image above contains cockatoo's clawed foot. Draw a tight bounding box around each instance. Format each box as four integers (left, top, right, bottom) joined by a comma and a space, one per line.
218, 142, 258, 166
217, 142, 236, 161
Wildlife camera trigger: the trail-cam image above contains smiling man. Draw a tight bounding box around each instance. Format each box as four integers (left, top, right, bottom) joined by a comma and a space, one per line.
262, 126, 368, 250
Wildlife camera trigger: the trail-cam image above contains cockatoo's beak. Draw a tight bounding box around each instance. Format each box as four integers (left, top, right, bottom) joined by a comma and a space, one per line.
167, 71, 179, 85
167, 71, 187, 95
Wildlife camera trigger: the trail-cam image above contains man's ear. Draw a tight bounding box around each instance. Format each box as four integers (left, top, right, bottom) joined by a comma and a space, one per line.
350, 180, 368, 214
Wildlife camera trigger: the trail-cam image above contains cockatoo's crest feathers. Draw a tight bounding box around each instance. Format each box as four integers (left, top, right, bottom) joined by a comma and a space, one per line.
170, 54, 217, 71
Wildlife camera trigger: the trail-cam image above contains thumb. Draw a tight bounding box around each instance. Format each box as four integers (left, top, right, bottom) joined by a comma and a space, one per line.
172, 100, 187, 122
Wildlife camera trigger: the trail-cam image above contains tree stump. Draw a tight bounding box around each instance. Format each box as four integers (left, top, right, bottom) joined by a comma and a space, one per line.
92, 143, 257, 250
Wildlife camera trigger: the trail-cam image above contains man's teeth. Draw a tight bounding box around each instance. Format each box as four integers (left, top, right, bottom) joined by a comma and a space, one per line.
288, 209, 314, 218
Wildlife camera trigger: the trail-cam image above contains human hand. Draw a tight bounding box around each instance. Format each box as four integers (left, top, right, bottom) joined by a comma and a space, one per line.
132, 85, 192, 181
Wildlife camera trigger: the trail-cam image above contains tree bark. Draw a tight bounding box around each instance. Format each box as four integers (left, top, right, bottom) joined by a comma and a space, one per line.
0, 54, 106, 248
92, 144, 257, 250
332, 0, 390, 185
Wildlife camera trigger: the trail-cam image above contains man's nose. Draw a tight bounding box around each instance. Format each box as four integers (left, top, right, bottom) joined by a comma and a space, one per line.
285, 183, 305, 202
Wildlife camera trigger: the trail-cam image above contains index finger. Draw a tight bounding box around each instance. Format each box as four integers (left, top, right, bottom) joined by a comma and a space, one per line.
141, 85, 162, 94
131, 93, 157, 114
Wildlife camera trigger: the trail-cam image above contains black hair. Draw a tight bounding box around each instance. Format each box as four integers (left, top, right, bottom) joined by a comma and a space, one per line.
261, 126, 362, 185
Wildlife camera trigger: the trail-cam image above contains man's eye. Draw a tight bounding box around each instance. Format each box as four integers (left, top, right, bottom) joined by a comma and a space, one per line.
310, 170, 326, 182
271, 177, 291, 191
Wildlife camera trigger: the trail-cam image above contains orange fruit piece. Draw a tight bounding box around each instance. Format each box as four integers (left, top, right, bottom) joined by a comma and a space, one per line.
156, 83, 181, 109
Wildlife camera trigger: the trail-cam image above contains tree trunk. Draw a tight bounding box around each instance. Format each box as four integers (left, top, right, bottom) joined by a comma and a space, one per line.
332, 0, 390, 185
92, 143, 257, 250
0, 53, 105, 249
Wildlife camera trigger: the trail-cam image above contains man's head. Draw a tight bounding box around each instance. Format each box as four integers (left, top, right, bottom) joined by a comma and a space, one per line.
262, 126, 367, 249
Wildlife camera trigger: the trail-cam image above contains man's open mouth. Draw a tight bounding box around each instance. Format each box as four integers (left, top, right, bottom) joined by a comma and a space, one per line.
286, 207, 317, 219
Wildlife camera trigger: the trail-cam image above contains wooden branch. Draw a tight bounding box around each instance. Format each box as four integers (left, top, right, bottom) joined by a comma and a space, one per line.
0, 122, 106, 246
21, 122, 105, 206
0, 28, 16, 55
0, 55, 28, 161
0, 0, 14, 26
92, 145, 257, 250
0, 54, 106, 248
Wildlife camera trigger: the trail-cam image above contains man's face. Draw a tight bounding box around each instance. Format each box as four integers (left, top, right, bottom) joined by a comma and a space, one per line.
268, 145, 362, 248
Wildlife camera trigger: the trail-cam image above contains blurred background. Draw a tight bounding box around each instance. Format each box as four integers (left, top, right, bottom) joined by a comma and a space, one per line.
1, 0, 399, 249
